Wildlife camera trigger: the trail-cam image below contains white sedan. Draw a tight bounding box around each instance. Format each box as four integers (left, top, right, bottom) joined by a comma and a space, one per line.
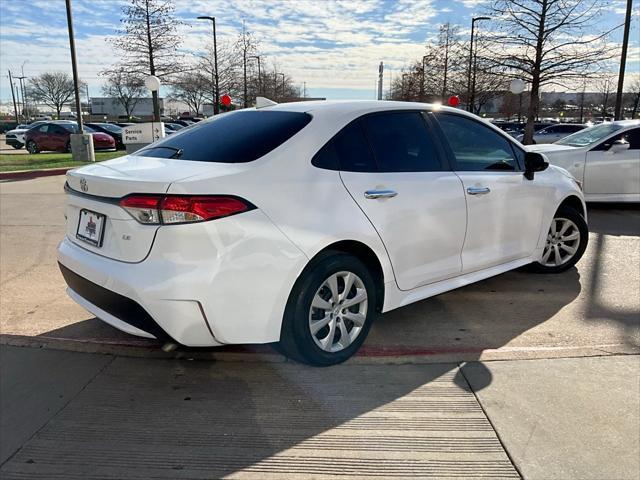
58, 101, 587, 365
515, 123, 587, 144
528, 120, 640, 202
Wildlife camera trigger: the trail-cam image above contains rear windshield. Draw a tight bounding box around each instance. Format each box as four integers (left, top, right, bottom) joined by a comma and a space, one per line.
136, 110, 312, 162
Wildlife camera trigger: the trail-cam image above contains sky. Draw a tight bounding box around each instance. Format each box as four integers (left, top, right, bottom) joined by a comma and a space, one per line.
0, 0, 638, 104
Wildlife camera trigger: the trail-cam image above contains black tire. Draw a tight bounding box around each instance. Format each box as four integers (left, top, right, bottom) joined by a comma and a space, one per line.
530, 205, 588, 273
26, 140, 39, 154
277, 251, 377, 366
11, 144, 23, 150
64, 141, 71, 153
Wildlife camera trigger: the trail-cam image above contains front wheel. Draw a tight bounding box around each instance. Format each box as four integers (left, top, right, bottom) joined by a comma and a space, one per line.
26, 140, 39, 154
11, 143, 23, 150
530, 205, 588, 273
277, 252, 377, 366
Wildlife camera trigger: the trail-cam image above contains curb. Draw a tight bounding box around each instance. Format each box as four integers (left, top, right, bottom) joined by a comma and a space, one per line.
1, 334, 637, 365
0, 167, 73, 181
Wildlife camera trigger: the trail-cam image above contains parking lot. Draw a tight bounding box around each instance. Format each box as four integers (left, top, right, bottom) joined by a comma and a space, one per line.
1, 174, 639, 479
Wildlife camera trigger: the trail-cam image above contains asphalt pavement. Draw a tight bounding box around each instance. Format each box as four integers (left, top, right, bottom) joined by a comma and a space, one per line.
1, 175, 638, 362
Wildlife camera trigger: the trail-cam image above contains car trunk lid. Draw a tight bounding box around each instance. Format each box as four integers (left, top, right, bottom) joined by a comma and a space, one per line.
65, 155, 234, 262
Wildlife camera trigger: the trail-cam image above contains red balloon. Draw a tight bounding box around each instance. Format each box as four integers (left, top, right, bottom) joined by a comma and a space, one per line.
448, 95, 460, 107
220, 94, 232, 106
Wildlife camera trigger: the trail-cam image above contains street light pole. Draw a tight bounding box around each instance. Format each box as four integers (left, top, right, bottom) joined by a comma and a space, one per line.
249, 55, 261, 95
421, 55, 427, 102
466, 16, 490, 113
65, 0, 84, 132
7, 71, 19, 123
278, 73, 285, 100
197, 16, 220, 115
614, 0, 632, 120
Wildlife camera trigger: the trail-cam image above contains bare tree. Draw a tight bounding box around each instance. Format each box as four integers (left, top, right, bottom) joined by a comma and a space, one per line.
486, 0, 617, 143
626, 77, 640, 119
27, 72, 79, 118
169, 72, 209, 115
101, 71, 145, 118
595, 75, 616, 119
107, 0, 185, 120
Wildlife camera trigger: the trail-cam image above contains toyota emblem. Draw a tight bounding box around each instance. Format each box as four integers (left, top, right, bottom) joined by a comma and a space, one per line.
80, 178, 88, 192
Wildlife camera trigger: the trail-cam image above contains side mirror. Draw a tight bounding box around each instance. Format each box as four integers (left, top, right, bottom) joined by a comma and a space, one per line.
524, 151, 549, 180
608, 139, 630, 154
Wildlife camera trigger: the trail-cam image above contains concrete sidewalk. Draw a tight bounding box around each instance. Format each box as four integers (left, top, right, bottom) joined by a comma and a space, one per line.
1, 345, 638, 479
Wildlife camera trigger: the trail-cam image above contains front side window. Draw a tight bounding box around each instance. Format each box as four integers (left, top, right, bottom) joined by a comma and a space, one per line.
361, 112, 441, 172
593, 127, 640, 151
137, 110, 312, 162
435, 113, 519, 171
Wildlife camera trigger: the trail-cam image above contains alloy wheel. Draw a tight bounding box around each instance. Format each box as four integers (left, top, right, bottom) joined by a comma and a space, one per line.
308, 271, 368, 353
27, 141, 37, 154
541, 217, 581, 267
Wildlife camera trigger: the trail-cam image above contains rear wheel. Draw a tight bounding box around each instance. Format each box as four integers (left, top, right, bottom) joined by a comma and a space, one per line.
64, 141, 71, 153
530, 206, 588, 273
26, 140, 39, 154
277, 252, 377, 366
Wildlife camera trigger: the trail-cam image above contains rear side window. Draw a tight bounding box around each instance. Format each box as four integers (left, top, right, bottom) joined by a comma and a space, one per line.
137, 110, 312, 162
361, 112, 441, 172
313, 121, 377, 172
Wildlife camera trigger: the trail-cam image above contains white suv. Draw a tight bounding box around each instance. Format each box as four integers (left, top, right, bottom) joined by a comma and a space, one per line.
58, 101, 587, 365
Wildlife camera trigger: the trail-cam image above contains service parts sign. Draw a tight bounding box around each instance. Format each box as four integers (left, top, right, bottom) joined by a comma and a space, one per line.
123, 122, 165, 144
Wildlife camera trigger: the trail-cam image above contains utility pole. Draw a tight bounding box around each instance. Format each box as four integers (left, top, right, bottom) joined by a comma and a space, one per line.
8, 71, 19, 123
14, 82, 23, 122
197, 16, 220, 115
377, 62, 384, 100
614, 0, 632, 120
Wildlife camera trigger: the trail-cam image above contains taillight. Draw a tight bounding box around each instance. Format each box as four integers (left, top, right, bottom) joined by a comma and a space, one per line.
119, 195, 253, 225
120, 195, 162, 224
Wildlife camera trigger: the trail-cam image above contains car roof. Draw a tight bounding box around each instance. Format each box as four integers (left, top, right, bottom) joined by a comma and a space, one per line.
611, 120, 640, 127
265, 99, 465, 116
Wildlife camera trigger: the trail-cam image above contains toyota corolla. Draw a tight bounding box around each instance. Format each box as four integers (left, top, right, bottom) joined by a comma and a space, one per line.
58, 101, 588, 365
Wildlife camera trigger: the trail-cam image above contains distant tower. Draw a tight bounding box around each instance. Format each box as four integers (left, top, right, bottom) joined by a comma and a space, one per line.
377, 62, 384, 100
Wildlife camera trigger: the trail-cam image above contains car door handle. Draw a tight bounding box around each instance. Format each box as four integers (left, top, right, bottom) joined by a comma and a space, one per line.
466, 187, 491, 195
364, 190, 398, 199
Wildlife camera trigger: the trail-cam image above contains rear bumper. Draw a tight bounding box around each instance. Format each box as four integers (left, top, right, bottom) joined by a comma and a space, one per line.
59, 263, 173, 341
57, 209, 308, 347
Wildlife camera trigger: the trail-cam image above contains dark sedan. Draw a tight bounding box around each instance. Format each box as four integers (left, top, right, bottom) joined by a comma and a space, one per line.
86, 123, 125, 149
25, 122, 115, 154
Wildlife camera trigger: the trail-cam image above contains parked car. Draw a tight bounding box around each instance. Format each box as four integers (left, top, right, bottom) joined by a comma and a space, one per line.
516, 124, 587, 144
86, 123, 125, 149
4, 120, 50, 149
58, 101, 587, 366
172, 119, 195, 128
528, 120, 640, 203
165, 122, 185, 131
25, 122, 115, 153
